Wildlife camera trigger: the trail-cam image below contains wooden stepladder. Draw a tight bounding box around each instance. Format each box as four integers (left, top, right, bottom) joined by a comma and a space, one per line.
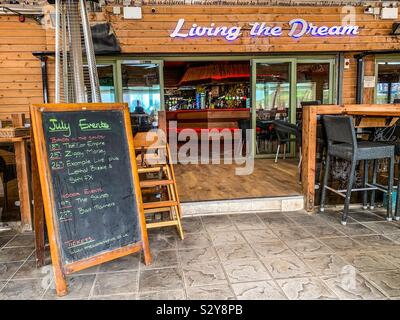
133, 131, 184, 240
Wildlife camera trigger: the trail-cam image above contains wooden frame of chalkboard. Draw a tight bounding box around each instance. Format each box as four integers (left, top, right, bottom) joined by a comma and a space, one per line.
30, 103, 152, 296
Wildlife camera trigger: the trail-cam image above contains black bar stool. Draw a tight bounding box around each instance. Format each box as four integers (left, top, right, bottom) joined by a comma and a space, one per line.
319, 115, 395, 225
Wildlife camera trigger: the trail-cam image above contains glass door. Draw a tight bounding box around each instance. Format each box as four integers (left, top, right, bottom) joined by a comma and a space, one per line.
119, 60, 164, 131
97, 62, 117, 103
251, 58, 335, 158
376, 59, 400, 104
252, 59, 296, 157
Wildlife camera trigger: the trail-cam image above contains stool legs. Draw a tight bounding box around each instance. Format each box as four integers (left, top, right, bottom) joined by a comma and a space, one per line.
387, 156, 394, 221
341, 159, 357, 225
395, 162, 400, 221
319, 153, 330, 213
362, 160, 369, 210
370, 160, 378, 210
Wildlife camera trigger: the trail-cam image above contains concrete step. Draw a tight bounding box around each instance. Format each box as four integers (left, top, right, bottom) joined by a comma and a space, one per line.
181, 195, 304, 217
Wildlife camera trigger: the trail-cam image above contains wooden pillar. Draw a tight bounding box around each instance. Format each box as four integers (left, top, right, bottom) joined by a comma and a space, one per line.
301, 106, 318, 212
363, 56, 376, 104
14, 140, 32, 231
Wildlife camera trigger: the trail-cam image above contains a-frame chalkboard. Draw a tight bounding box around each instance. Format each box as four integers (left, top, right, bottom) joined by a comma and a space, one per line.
30, 103, 151, 296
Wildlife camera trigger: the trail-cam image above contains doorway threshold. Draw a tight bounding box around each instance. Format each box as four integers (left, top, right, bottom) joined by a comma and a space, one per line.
181, 195, 304, 217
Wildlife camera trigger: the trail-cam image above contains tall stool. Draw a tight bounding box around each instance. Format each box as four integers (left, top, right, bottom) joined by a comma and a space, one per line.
319, 115, 395, 225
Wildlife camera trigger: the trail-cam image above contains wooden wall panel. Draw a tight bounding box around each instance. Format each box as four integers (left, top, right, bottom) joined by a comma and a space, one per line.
1, 5, 399, 115
0, 15, 47, 117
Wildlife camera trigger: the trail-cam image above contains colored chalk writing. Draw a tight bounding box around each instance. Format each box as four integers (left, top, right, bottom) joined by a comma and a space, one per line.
41, 110, 141, 264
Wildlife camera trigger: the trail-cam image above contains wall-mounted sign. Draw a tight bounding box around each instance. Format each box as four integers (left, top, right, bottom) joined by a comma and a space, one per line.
364, 76, 376, 88
170, 18, 360, 41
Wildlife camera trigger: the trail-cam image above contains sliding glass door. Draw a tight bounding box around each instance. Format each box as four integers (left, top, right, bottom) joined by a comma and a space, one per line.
376, 58, 400, 104
251, 57, 335, 157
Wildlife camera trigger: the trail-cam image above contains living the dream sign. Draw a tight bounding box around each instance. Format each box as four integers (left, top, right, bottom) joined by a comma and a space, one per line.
170, 18, 360, 41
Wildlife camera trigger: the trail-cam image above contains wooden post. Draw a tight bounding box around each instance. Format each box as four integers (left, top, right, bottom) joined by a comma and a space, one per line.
31, 132, 46, 267
14, 140, 32, 231
301, 106, 318, 212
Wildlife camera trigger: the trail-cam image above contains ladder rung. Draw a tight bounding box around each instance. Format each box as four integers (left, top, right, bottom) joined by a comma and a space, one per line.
143, 200, 178, 210
147, 221, 179, 228
144, 207, 171, 214
140, 179, 174, 188
138, 166, 168, 173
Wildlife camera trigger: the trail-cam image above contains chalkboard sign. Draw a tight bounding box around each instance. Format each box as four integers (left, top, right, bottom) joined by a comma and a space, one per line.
30, 103, 151, 296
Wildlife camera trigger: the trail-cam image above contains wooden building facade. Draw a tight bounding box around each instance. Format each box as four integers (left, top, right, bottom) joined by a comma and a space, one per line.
0, 4, 399, 116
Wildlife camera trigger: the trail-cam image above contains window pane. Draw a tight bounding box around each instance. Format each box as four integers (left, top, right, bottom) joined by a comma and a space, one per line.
377, 62, 400, 104
97, 64, 115, 103
296, 63, 330, 122
255, 62, 291, 155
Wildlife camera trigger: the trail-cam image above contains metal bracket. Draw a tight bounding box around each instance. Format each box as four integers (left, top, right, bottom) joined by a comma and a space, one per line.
0, 6, 44, 25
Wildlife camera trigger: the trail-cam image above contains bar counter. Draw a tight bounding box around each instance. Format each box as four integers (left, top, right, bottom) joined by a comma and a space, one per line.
166, 108, 250, 131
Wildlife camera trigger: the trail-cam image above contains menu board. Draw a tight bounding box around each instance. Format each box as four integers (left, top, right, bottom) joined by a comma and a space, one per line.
41, 110, 141, 264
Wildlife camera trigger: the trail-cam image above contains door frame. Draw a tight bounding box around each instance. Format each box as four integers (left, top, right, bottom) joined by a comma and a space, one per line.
251, 57, 336, 158
97, 57, 165, 111
374, 55, 400, 104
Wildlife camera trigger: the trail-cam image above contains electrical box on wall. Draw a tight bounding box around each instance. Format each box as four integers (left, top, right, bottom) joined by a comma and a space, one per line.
381, 7, 399, 19
124, 7, 142, 20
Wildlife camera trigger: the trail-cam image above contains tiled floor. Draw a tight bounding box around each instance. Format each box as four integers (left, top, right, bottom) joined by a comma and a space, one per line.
1, 207, 400, 300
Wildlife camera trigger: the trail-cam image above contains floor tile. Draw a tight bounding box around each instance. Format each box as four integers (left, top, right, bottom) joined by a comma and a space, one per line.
141, 250, 178, 270
241, 229, 279, 243
384, 233, 400, 243
139, 289, 186, 300
0, 236, 13, 248
177, 232, 212, 249
232, 280, 287, 300
92, 271, 138, 296
208, 230, 246, 246
97, 254, 141, 273
179, 247, 219, 266
250, 240, 295, 258
362, 222, 400, 235
348, 211, 385, 222
362, 270, 400, 297
181, 217, 205, 234
317, 211, 357, 225
223, 259, 271, 283
302, 224, 345, 238
186, 284, 235, 300
148, 234, 177, 251
44, 274, 96, 299
0, 279, 47, 300
270, 226, 314, 241
12, 260, 47, 279
262, 255, 314, 279
0, 261, 23, 280
3, 234, 35, 248
0, 229, 17, 237
285, 238, 333, 257
182, 262, 227, 287
229, 214, 265, 231
351, 235, 398, 251
334, 223, 377, 236
258, 216, 294, 229
0, 247, 34, 263
201, 215, 236, 232
277, 277, 338, 300
289, 215, 329, 226
319, 237, 366, 252
322, 273, 386, 300
215, 243, 257, 262
139, 267, 184, 293
339, 251, 398, 273
302, 254, 350, 276
378, 250, 400, 268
